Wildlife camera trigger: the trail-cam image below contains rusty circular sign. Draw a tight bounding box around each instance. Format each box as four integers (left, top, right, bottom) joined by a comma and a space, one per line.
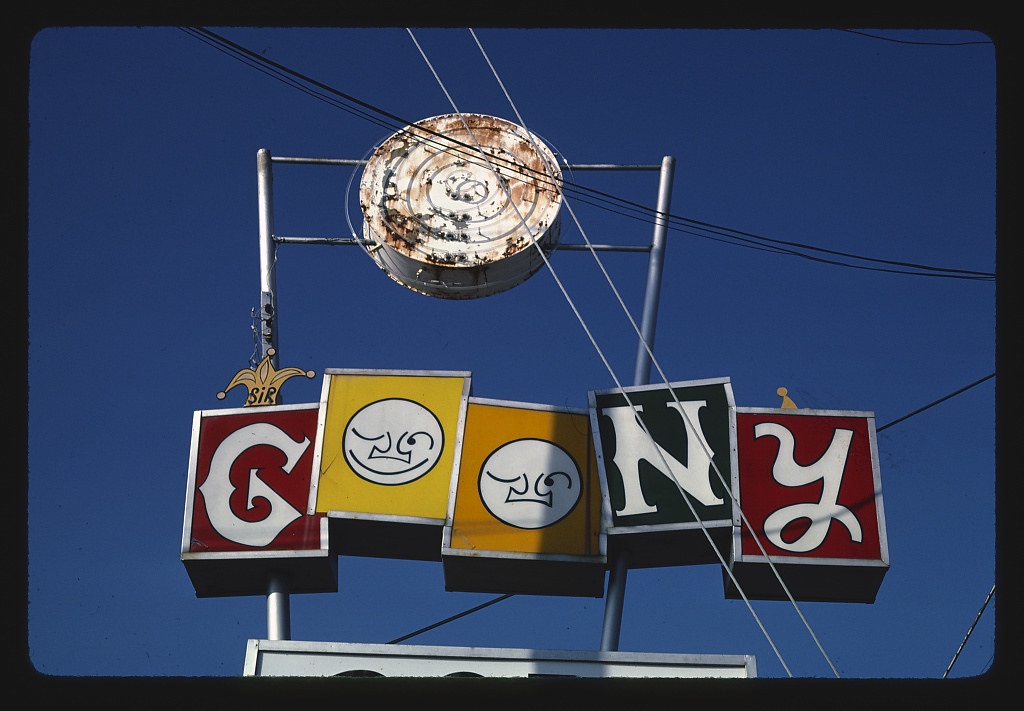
359, 113, 563, 299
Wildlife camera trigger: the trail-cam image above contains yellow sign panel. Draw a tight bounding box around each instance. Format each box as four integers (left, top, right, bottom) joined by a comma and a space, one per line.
447, 398, 602, 556
310, 369, 471, 520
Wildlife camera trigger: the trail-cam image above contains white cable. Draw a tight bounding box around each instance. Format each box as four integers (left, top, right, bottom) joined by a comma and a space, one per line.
408, 26, 839, 677
458, 24, 801, 672
464, 27, 839, 677
943, 583, 995, 678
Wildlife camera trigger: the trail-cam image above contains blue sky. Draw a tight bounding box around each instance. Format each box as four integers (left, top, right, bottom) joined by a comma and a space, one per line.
25, 25, 1000, 684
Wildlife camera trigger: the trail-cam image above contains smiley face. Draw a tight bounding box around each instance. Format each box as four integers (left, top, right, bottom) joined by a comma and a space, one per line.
343, 398, 444, 485
478, 438, 582, 529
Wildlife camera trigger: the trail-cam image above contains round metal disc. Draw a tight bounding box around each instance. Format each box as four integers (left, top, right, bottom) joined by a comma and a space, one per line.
359, 113, 563, 299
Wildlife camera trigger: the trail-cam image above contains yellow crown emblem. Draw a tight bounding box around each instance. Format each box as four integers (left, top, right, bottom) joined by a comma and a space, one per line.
217, 348, 316, 407
777, 386, 798, 409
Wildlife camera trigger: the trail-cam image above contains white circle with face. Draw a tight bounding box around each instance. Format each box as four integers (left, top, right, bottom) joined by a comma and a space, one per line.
478, 438, 582, 529
343, 398, 444, 485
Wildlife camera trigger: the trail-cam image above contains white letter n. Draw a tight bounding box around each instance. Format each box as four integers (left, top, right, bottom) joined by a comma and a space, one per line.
604, 400, 724, 517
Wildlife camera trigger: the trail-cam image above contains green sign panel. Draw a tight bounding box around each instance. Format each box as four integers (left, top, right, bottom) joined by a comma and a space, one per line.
590, 377, 736, 530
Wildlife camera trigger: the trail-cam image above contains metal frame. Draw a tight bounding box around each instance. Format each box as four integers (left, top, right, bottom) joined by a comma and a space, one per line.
255, 148, 676, 651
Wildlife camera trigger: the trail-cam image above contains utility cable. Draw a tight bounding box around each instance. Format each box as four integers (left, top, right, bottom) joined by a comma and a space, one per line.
469, 26, 845, 678
838, 29, 994, 47
943, 583, 995, 678
878, 373, 994, 432
179, 27, 994, 283
393, 29, 998, 676
385, 368, 998, 659
457, 27, 807, 677
387, 594, 514, 645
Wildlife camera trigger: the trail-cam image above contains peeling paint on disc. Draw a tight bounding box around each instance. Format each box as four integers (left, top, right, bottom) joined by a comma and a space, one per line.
359, 113, 563, 299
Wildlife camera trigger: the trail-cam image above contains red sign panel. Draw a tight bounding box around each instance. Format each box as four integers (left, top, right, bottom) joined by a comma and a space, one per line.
185, 404, 324, 553
735, 409, 884, 560
728, 408, 888, 602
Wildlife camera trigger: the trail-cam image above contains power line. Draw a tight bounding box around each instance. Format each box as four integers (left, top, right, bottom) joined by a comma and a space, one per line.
387, 594, 514, 644
377, 27, 996, 660
838, 28, 994, 47
460, 26, 817, 675
943, 583, 995, 678
878, 373, 995, 431
179, 26, 995, 283
384, 371, 996, 649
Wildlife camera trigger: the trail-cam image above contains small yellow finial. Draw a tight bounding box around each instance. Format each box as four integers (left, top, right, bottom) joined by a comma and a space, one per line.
217, 348, 316, 407
777, 387, 797, 409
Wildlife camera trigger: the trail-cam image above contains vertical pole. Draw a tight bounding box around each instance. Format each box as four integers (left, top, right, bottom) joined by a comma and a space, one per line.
632, 156, 674, 387
600, 155, 675, 652
257, 148, 279, 368
257, 149, 289, 639
266, 575, 291, 641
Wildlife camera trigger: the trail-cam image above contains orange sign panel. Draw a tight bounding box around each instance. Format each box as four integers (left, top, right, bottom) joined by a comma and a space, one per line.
446, 398, 602, 556
309, 369, 471, 521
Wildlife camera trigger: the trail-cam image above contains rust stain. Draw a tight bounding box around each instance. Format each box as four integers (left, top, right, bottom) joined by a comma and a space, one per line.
359, 113, 563, 297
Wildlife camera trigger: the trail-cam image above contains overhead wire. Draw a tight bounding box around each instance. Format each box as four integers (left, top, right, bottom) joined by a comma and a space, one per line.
179, 27, 402, 138
460, 26, 832, 678
837, 29, 994, 47
380, 27, 986, 675
407, 29, 798, 672
386, 369, 997, 653
389, 29, 997, 676
178, 26, 995, 284
392, 29, 784, 665
386, 594, 514, 645
943, 583, 996, 678
877, 373, 995, 432
397, 26, 814, 676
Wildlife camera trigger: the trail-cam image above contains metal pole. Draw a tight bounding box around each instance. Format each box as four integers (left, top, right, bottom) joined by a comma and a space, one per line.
600, 553, 629, 651
257, 148, 279, 367
632, 155, 674, 386
600, 155, 675, 651
257, 149, 290, 638
266, 575, 291, 641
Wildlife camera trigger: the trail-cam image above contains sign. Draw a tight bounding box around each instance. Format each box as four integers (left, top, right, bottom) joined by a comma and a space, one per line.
244, 639, 756, 678
181, 365, 890, 607
725, 407, 889, 602
181, 403, 336, 597
442, 398, 606, 596
309, 369, 472, 560
589, 377, 737, 568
